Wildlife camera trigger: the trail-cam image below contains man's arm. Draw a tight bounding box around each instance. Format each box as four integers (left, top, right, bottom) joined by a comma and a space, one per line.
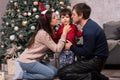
66, 33, 95, 56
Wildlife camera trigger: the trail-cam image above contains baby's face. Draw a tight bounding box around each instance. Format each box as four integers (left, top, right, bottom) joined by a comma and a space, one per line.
61, 14, 70, 25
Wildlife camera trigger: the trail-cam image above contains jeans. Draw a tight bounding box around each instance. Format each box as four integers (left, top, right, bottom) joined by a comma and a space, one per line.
19, 61, 57, 79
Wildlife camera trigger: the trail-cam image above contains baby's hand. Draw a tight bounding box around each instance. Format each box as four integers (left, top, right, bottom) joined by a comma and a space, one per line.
63, 24, 71, 34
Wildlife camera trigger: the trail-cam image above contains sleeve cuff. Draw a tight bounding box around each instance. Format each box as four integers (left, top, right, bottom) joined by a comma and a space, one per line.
60, 34, 66, 42
70, 45, 74, 50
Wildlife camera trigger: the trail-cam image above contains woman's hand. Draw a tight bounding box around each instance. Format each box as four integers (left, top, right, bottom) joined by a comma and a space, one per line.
63, 24, 71, 35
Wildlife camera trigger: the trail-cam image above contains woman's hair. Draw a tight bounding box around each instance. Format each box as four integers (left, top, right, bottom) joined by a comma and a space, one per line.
27, 10, 53, 48
72, 3, 91, 19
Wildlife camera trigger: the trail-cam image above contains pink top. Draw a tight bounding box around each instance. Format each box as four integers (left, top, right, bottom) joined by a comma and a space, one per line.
18, 29, 66, 63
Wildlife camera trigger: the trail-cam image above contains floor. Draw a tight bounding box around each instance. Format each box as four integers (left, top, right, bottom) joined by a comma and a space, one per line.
3, 69, 120, 80
102, 69, 120, 80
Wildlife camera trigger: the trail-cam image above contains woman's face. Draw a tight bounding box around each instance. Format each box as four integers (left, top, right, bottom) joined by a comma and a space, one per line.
50, 13, 58, 28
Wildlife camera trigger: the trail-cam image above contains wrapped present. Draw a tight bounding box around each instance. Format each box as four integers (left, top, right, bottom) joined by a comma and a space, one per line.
0, 72, 5, 80
1, 63, 8, 72
7, 58, 16, 75
5, 44, 19, 75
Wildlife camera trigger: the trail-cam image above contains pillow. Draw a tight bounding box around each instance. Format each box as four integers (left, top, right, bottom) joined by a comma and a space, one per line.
103, 21, 120, 40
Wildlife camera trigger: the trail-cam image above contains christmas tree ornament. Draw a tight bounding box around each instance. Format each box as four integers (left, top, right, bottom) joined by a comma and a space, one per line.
67, 6, 71, 9
33, 8, 37, 12
45, 4, 50, 10
22, 20, 27, 26
6, 22, 9, 26
31, 26, 35, 30
59, 1, 64, 5
1, 32, 5, 35
14, 2, 18, 7
9, 35, 15, 41
55, 11, 60, 19
61, 7, 64, 9
8, 9, 12, 14
11, 24, 14, 27
24, 1, 27, 5
19, 34, 23, 39
33, 1, 39, 6
17, 46, 22, 50
55, 11, 59, 15
14, 26, 19, 31
28, 12, 32, 16
1, 45, 4, 48
51, 8, 55, 11
18, 15, 23, 18
17, 9, 20, 12
10, 0, 13, 3
23, 12, 27, 16
35, 15, 39, 19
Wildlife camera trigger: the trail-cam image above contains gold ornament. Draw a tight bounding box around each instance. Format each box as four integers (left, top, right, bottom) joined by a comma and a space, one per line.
22, 20, 27, 26
1, 45, 4, 48
14, 2, 18, 7
19, 34, 23, 39
33, 1, 38, 6
8, 9, 12, 14
59, 1, 64, 5
67, 6, 71, 9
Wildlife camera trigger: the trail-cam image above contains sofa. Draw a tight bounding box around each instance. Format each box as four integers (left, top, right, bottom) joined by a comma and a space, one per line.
103, 21, 120, 65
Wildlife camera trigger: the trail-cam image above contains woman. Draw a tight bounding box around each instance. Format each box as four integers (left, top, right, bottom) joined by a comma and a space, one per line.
13, 10, 70, 80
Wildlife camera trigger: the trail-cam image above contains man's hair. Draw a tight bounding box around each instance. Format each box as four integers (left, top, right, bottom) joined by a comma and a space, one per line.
72, 3, 91, 19
60, 8, 72, 18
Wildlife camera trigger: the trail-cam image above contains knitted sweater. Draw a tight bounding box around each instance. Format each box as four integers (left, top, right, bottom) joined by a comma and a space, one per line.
18, 29, 66, 63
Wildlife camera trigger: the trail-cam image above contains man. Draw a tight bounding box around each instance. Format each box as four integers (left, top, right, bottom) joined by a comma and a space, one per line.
57, 3, 109, 80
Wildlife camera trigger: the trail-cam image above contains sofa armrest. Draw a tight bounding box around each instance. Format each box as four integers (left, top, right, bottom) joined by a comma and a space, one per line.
107, 40, 120, 51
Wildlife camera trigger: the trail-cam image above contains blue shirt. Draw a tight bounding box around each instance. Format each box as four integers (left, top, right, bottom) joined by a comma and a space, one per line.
70, 19, 109, 58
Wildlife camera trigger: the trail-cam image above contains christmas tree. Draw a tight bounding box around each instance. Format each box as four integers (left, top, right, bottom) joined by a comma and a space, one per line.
0, 0, 71, 61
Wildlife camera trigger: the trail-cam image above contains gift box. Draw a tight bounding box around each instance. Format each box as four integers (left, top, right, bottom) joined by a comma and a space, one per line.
0, 72, 5, 80
7, 59, 16, 75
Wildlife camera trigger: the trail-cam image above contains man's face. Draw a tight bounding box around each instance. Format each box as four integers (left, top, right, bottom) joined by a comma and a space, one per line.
71, 9, 80, 24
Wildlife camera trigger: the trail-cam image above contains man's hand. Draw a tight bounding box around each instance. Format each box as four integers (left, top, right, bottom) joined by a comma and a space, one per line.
65, 40, 72, 50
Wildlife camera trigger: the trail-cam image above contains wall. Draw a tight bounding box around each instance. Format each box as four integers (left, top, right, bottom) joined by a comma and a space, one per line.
70, 0, 120, 27
0, 0, 120, 28
0, 0, 9, 27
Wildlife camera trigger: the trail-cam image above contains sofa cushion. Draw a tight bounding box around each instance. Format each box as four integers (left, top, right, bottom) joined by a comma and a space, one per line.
103, 21, 120, 40
107, 40, 119, 51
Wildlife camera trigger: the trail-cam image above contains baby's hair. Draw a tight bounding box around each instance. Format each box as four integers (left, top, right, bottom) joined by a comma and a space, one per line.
60, 8, 72, 18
